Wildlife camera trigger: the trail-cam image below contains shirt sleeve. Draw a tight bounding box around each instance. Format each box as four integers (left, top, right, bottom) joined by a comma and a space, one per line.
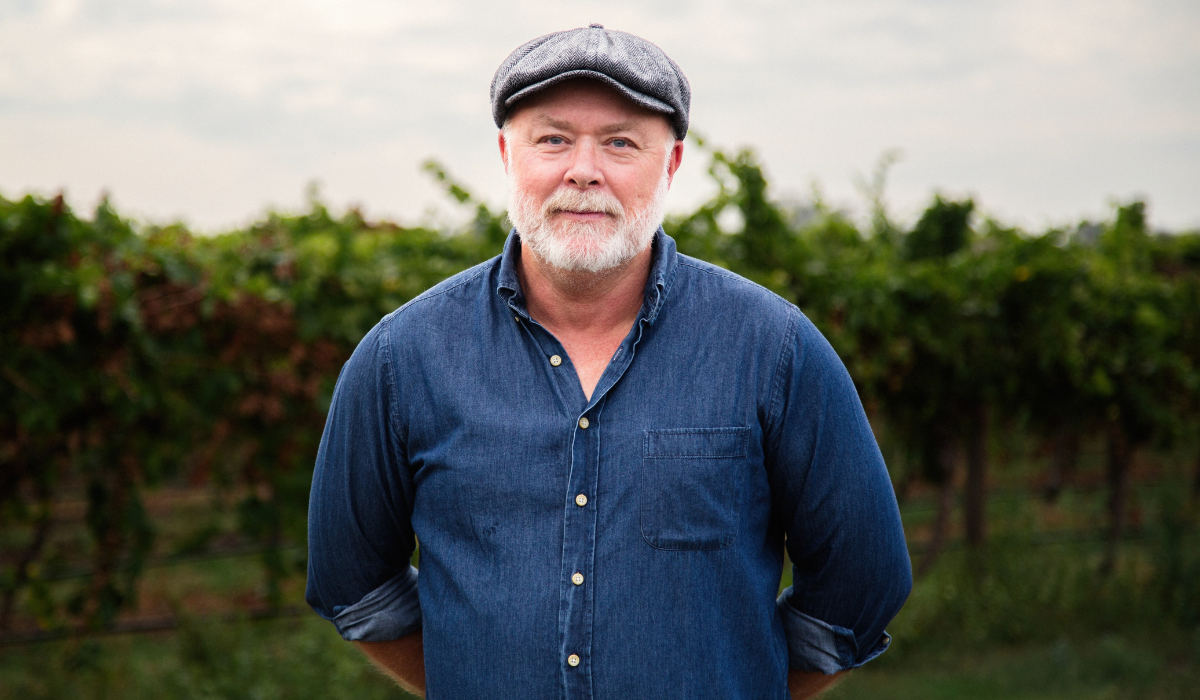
305, 317, 422, 642
764, 310, 912, 674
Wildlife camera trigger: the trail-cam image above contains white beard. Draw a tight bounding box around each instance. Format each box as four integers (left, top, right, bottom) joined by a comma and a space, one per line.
507, 164, 670, 274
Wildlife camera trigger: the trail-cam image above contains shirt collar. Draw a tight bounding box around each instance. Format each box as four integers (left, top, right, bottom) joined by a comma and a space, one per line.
496, 227, 679, 325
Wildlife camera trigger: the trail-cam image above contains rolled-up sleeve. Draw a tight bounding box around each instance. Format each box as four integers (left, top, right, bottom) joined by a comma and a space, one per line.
305, 316, 422, 642
765, 310, 912, 673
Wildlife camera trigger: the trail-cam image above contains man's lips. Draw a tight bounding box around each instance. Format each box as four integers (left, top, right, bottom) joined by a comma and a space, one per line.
553, 210, 610, 221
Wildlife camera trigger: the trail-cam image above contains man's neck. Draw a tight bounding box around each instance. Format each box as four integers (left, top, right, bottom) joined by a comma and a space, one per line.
517, 241, 652, 401
517, 242, 652, 336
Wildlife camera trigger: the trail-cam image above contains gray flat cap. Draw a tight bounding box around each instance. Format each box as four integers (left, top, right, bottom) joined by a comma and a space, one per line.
491, 24, 690, 140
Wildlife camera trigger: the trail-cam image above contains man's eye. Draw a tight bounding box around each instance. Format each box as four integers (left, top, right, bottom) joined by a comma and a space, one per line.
546, 136, 565, 145
611, 139, 629, 148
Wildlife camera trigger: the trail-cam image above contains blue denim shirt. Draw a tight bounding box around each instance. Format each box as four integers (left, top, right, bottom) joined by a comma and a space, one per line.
306, 230, 912, 699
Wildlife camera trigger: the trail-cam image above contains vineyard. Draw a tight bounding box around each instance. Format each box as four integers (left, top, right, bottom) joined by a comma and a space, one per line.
2, 146, 1199, 698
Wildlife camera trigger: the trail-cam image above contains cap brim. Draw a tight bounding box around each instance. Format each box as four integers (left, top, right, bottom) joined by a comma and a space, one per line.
503, 69, 675, 118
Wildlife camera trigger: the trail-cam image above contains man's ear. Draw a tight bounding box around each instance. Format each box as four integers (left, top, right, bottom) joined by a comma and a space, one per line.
498, 130, 510, 174
666, 139, 684, 187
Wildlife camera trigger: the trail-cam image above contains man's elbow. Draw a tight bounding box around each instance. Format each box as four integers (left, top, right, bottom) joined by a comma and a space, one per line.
882, 537, 914, 619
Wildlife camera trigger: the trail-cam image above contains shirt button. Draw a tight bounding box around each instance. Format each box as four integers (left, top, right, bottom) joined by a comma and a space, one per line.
578, 417, 590, 429
513, 315, 520, 322
572, 572, 584, 585
568, 654, 580, 667
550, 354, 562, 367
575, 493, 588, 507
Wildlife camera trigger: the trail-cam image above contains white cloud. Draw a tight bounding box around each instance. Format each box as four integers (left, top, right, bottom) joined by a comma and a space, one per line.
1, 0, 1197, 231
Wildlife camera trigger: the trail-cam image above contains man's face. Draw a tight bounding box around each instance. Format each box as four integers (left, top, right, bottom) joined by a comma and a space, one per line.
500, 79, 683, 274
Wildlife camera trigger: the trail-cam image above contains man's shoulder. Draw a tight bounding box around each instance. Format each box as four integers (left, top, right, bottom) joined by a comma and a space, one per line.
670, 253, 839, 361
382, 255, 501, 327
672, 253, 800, 322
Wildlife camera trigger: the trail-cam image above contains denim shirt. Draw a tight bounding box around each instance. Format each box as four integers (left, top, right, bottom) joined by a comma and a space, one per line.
306, 230, 912, 700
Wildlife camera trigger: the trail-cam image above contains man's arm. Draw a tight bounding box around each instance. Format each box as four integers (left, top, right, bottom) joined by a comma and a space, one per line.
788, 670, 845, 699
355, 631, 426, 697
306, 321, 424, 682
765, 312, 912, 679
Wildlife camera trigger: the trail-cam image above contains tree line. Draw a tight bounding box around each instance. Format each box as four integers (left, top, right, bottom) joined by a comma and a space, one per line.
2, 149, 1198, 633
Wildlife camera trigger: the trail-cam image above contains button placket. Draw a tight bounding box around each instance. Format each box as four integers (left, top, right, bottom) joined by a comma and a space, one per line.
559, 401, 604, 699
550, 304, 647, 698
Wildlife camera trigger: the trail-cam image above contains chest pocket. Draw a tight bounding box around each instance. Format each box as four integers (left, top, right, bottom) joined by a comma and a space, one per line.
640, 427, 749, 551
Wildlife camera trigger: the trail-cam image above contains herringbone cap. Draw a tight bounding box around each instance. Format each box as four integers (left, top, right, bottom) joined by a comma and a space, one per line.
491, 24, 690, 140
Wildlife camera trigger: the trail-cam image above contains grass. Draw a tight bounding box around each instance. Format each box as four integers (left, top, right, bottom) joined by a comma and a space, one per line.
0, 615, 414, 700
830, 631, 1200, 700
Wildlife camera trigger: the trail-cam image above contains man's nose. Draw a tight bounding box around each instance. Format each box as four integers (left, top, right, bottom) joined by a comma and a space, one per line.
563, 142, 604, 189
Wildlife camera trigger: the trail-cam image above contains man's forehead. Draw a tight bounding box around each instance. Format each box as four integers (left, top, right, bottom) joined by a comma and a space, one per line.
509, 80, 673, 135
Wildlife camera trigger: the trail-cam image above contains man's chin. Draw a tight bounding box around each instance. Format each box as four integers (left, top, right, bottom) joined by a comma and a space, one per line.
529, 235, 634, 274
541, 226, 618, 255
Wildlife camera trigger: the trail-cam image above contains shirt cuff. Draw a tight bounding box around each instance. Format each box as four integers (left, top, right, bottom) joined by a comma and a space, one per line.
331, 566, 422, 642
776, 589, 892, 674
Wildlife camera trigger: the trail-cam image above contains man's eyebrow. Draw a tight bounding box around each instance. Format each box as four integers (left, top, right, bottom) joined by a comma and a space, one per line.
532, 115, 574, 130
598, 120, 641, 134
529, 116, 646, 134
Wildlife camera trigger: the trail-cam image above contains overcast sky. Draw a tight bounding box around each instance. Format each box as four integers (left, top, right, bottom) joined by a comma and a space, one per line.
2, 0, 1198, 233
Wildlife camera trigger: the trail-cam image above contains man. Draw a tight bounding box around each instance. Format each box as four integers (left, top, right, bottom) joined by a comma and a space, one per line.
306, 25, 911, 700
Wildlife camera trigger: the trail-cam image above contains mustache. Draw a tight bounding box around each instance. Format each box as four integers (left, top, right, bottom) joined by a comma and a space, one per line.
542, 188, 624, 218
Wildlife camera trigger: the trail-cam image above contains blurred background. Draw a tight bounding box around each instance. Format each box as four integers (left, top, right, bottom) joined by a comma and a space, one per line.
2, 1, 1199, 698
